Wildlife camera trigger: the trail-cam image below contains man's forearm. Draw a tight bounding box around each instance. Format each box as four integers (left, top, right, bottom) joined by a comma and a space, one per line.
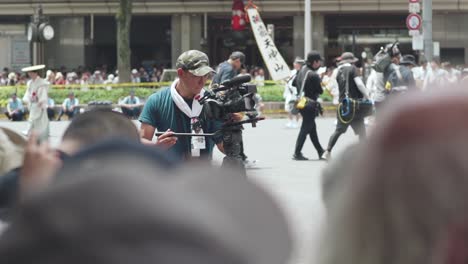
141, 137, 156, 146
216, 142, 225, 154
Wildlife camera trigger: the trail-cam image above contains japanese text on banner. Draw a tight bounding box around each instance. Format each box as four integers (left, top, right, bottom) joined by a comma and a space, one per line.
247, 8, 290, 81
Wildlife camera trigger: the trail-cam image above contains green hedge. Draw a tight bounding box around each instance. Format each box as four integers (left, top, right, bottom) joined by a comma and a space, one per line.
258, 84, 333, 102
0, 87, 159, 107
0, 84, 332, 107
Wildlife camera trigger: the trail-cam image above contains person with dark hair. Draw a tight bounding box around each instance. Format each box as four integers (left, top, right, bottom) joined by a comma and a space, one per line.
292, 51, 325, 161
4, 93, 24, 121
119, 90, 143, 119
57, 92, 79, 121
0, 146, 292, 264
211, 51, 245, 86
0, 109, 141, 219
61, 109, 140, 147
385, 54, 417, 94
322, 52, 370, 160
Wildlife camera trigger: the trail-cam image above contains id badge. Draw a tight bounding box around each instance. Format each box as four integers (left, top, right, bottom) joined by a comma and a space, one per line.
191, 129, 206, 157
191, 134, 206, 150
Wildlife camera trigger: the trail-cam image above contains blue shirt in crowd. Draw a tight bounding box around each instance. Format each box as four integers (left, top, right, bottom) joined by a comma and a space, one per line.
212, 61, 237, 85
8, 99, 23, 112
122, 96, 140, 105
62, 98, 79, 110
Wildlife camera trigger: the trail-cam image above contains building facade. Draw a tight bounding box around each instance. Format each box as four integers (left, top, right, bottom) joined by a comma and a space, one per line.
0, 0, 467, 71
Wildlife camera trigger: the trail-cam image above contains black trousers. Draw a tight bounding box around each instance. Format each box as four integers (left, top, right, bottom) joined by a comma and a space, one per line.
47, 108, 56, 120
58, 108, 79, 120
4, 111, 23, 121
121, 107, 141, 119
326, 114, 366, 152
294, 107, 324, 157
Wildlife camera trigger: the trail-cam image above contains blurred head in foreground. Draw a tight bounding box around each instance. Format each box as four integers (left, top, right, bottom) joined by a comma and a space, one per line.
320, 88, 468, 264
0, 140, 292, 264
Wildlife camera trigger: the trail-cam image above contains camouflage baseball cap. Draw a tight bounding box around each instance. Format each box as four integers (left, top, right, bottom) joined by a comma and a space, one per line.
176, 50, 215, 77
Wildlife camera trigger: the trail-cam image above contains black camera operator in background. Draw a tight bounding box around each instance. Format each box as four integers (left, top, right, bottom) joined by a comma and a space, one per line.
212, 51, 258, 169
292, 51, 325, 161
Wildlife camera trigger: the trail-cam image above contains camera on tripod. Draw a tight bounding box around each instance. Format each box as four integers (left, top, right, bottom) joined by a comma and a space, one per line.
197, 75, 260, 124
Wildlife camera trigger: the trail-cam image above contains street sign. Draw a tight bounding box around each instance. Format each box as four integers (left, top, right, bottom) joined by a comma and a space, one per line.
409, 0, 419, 3
409, 30, 420, 36
406, 13, 422, 31
409, 3, 421, 13
412, 35, 424, 50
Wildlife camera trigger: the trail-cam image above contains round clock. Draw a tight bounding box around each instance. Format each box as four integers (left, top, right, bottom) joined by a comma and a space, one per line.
39, 23, 55, 41
27, 23, 38, 42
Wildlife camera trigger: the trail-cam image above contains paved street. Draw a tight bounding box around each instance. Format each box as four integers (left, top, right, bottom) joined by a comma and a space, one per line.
0, 117, 358, 264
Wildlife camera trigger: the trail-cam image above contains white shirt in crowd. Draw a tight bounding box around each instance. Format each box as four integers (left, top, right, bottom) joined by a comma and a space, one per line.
323, 68, 340, 105
366, 69, 385, 103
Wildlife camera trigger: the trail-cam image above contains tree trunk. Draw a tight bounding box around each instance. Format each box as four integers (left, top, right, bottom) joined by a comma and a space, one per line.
116, 0, 132, 83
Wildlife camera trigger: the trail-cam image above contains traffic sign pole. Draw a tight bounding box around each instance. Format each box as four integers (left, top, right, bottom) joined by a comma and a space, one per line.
423, 0, 433, 61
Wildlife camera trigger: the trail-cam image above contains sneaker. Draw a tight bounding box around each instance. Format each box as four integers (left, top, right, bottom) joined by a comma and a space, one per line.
321, 150, 331, 161
243, 159, 259, 169
318, 150, 326, 160
292, 154, 309, 161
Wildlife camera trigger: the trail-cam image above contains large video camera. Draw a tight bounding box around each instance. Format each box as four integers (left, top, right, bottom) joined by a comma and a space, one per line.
197, 75, 264, 176
198, 75, 260, 124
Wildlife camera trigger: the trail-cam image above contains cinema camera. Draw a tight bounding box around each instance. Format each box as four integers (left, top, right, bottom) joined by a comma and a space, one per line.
197, 75, 264, 175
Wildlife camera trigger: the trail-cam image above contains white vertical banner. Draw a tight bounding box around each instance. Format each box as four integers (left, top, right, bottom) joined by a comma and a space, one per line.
247, 8, 290, 81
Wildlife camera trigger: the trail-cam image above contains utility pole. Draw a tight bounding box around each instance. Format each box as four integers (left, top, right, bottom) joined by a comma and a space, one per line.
423, 0, 433, 61
304, 0, 311, 57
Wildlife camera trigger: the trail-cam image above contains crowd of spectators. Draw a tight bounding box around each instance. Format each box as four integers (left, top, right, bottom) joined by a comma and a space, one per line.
1, 63, 267, 122
0, 65, 167, 88
4, 90, 143, 122
1, 64, 269, 88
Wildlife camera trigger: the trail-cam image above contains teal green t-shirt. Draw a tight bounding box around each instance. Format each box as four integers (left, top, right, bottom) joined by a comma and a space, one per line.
139, 87, 223, 161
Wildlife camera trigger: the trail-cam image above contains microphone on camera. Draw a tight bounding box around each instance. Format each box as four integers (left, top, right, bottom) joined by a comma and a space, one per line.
220, 75, 251, 88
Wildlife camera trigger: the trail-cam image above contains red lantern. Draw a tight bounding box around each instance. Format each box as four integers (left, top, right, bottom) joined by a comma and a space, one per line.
232, 0, 246, 31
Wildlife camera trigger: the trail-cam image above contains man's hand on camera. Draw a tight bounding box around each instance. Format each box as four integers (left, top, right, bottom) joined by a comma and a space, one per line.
156, 129, 177, 150
231, 113, 244, 122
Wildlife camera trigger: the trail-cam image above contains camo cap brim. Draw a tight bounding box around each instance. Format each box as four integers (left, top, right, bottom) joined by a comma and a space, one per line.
176, 50, 215, 77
